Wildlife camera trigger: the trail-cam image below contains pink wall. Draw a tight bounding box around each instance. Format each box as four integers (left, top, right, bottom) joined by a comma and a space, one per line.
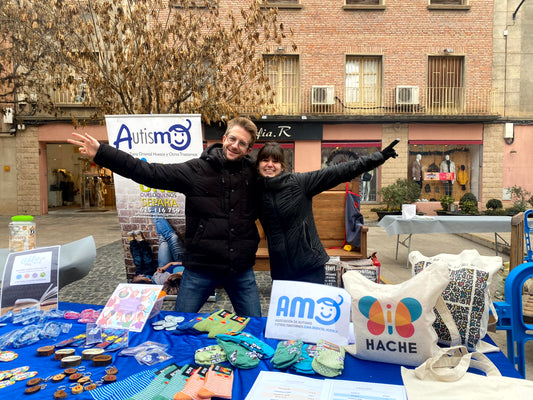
295, 140, 322, 172
323, 124, 382, 141
409, 123, 483, 141
503, 125, 533, 195
39, 123, 108, 142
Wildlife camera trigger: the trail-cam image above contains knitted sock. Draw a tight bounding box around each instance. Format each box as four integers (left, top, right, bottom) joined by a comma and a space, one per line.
193, 310, 232, 335
194, 345, 227, 366
197, 365, 234, 400
216, 339, 260, 369
172, 313, 211, 336
173, 366, 208, 400
311, 339, 345, 377
215, 332, 275, 359
206, 313, 250, 338
152, 365, 190, 400
291, 344, 317, 374
272, 339, 303, 369
127, 364, 179, 400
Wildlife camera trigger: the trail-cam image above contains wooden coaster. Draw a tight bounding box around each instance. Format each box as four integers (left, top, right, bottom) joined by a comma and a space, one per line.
54, 348, 75, 360
82, 348, 104, 360
26, 377, 43, 387
36, 345, 55, 357
92, 354, 112, 367
61, 355, 82, 368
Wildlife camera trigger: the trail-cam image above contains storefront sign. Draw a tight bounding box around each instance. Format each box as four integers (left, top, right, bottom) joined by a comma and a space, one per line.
205, 121, 323, 141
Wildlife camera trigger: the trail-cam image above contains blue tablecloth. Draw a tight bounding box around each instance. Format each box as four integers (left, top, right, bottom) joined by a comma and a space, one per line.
0, 302, 522, 399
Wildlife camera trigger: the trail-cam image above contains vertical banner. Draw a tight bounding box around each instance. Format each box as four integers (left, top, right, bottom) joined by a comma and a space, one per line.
104, 114, 203, 280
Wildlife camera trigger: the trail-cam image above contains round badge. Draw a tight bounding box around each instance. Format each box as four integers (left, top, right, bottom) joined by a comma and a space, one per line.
0, 351, 18, 362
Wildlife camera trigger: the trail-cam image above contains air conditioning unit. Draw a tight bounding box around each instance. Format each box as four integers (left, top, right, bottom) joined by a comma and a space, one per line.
395, 86, 420, 105
311, 86, 335, 105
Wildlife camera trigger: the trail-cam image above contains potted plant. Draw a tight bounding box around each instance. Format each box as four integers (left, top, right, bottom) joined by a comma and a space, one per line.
504, 185, 533, 215
485, 198, 507, 216
437, 195, 455, 215
372, 178, 422, 221
459, 192, 480, 215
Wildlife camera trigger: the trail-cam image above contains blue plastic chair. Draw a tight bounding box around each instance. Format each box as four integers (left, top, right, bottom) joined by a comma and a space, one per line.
493, 261, 533, 377
524, 209, 533, 262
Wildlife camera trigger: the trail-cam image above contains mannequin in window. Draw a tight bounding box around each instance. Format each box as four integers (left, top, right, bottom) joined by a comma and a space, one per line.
440, 155, 455, 196
412, 154, 423, 188
361, 169, 374, 202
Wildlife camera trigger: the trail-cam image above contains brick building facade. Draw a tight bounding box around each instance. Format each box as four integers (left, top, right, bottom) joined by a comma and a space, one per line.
2, 0, 533, 222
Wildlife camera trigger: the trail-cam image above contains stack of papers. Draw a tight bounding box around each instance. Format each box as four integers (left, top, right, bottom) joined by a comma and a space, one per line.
245, 371, 407, 400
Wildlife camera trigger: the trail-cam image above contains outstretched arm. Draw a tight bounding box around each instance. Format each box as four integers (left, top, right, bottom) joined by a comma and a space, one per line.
67, 132, 101, 158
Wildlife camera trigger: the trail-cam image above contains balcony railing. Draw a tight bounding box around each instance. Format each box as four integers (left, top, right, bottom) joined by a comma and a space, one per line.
252, 86, 502, 118
51, 85, 503, 118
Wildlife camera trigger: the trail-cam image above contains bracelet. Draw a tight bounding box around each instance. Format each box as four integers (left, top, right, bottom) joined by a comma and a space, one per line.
64, 311, 81, 320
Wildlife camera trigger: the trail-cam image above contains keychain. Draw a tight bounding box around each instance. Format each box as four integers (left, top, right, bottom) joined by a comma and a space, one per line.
105, 366, 118, 375
51, 373, 66, 383
77, 372, 92, 385
24, 383, 47, 394
54, 385, 68, 399
70, 382, 83, 394
83, 381, 99, 391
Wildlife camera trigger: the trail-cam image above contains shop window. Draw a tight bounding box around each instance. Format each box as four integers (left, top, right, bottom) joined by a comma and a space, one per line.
428, 56, 464, 113
408, 143, 480, 203
321, 143, 380, 203
264, 55, 300, 114
251, 143, 294, 172
345, 56, 382, 108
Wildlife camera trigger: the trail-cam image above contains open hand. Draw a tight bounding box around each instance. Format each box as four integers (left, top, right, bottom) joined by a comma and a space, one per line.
67, 132, 101, 158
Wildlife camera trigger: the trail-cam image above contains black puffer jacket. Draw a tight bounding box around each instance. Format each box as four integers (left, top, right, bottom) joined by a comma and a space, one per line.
257, 152, 385, 281
94, 143, 259, 274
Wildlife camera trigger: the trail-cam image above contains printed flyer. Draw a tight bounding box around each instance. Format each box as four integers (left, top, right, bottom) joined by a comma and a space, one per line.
0, 246, 60, 314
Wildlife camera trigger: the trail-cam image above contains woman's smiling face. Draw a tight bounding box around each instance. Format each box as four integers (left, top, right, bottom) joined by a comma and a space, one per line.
258, 156, 283, 177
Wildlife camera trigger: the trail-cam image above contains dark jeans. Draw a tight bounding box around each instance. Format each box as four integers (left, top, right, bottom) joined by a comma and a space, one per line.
444, 180, 453, 196
129, 240, 155, 276
175, 268, 262, 317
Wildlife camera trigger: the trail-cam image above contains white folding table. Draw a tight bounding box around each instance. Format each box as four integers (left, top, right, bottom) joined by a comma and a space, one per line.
378, 215, 512, 266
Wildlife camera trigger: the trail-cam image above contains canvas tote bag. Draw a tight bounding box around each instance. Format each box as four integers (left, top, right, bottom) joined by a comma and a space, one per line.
342, 262, 460, 366
401, 345, 533, 399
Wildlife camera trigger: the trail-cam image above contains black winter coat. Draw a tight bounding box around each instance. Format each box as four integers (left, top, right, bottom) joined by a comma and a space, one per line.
257, 152, 386, 281
94, 143, 259, 274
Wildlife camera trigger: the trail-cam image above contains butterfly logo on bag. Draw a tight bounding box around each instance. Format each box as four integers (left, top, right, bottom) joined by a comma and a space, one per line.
358, 296, 422, 338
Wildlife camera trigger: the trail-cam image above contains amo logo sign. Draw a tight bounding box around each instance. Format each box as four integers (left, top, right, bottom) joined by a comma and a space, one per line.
275, 294, 345, 326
